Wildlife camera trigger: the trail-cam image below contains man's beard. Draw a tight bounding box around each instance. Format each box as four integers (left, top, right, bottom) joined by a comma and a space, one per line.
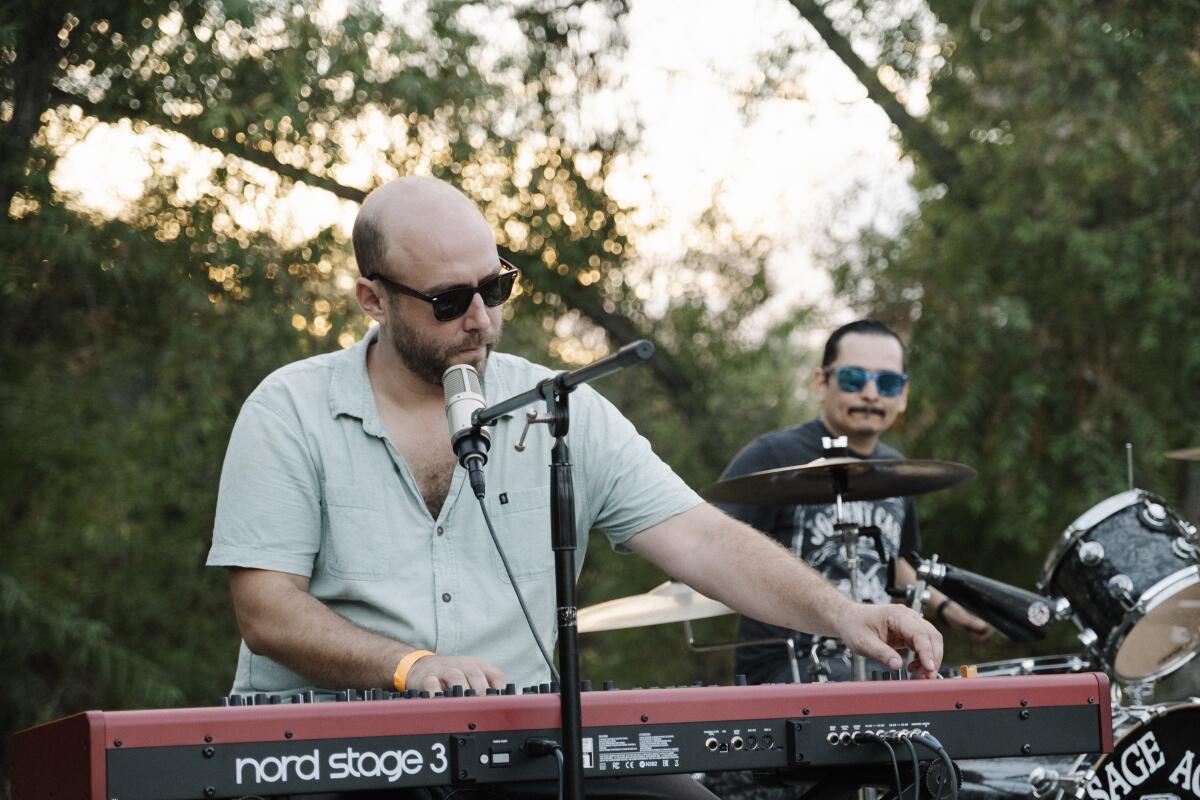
385, 306, 501, 386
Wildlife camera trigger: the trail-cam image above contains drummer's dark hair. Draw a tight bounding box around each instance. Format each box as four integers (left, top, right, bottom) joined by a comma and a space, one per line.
822, 319, 907, 369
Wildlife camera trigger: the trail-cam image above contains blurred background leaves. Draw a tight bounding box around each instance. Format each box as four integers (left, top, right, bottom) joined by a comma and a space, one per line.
3, 0, 1200, 794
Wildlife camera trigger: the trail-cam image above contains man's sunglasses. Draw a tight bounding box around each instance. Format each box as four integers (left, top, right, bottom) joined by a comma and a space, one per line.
368, 259, 520, 322
824, 366, 909, 397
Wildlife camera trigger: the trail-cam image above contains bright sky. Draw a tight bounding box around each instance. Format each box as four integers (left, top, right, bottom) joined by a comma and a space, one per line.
615, 0, 915, 322
50, 0, 917, 329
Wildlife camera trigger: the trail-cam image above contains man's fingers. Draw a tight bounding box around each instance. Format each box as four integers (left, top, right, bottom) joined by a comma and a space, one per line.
854, 631, 904, 671
901, 614, 943, 673
408, 656, 507, 695
485, 665, 507, 689
463, 667, 492, 694
881, 607, 942, 675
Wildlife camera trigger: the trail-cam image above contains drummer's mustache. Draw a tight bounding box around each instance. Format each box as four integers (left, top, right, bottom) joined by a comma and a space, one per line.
849, 406, 886, 416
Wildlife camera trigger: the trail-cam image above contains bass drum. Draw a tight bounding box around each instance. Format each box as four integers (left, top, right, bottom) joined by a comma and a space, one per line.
959, 701, 1200, 800
1074, 701, 1200, 800
1039, 490, 1200, 683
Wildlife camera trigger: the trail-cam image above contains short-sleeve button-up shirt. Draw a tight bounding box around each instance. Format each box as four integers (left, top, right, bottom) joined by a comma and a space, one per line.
208, 327, 701, 692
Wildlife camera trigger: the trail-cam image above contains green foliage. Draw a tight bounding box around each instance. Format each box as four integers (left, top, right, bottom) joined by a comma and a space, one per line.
1, 3, 807, 789
0, 571, 186, 784
831, 1, 1200, 661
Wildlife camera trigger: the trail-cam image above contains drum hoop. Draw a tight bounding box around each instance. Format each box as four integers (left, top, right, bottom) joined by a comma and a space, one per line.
1108, 565, 1200, 682
1038, 489, 1155, 592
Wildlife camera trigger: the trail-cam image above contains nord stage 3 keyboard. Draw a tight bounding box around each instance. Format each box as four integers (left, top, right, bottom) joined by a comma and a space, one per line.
12, 673, 1113, 799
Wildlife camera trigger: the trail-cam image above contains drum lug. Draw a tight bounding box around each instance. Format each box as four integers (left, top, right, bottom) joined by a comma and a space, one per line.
1138, 500, 1171, 530
1076, 541, 1105, 566
1076, 627, 1099, 652
1172, 535, 1200, 562
1051, 597, 1073, 620
1106, 574, 1137, 610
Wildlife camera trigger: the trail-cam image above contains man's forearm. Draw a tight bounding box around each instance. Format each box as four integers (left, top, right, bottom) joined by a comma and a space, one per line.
629, 504, 853, 636
230, 568, 413, 690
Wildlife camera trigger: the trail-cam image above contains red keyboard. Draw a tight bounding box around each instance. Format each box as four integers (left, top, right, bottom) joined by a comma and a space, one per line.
12, 673, 1113, 799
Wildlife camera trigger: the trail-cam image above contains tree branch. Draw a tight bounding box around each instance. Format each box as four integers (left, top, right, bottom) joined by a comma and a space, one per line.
787, 0, 964, 189
52, 89, 370, 204
48, 88, 705, 422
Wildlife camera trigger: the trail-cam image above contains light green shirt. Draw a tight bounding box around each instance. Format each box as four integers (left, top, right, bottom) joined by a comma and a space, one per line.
207, 327, 702, 692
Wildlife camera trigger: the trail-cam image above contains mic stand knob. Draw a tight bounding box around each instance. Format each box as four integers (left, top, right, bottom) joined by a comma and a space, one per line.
514, 410, 554, 452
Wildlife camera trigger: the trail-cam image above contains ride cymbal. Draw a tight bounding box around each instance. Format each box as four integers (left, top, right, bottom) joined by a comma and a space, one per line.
701, 457, 976, 505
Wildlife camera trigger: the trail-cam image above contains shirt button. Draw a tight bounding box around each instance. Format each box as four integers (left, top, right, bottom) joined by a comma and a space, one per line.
441, 593, 452, 603
436, 526, 444, 536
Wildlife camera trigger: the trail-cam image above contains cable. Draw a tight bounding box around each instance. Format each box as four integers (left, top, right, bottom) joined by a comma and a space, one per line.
853, 732, 904, 800
900, 735, 921, 800
523, 737, 565, 800
554, 746, 565, 800
477, 497, 560, 684
912, 733, 958, 800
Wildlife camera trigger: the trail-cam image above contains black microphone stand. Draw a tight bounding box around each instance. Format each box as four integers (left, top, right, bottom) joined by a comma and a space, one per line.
473, 340, 655, 800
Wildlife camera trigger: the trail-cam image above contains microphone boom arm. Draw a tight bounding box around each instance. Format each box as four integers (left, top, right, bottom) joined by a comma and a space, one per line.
472, 340, 655, 428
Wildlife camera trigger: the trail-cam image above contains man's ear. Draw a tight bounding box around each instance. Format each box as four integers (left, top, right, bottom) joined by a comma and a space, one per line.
813, 366, 829, 398
895, 381, 909, 415
356, 277, 388, 326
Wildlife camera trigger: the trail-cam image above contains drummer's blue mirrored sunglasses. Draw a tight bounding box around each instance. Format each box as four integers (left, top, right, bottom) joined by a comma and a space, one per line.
825, 366, 909, 397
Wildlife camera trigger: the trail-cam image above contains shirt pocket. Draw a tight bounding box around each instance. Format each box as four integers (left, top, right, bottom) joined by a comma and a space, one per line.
323, 483, 400, 580
491, 484, 554, 583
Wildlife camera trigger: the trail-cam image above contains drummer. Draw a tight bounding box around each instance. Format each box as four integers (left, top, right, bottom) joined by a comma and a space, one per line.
717, 319, 992, 684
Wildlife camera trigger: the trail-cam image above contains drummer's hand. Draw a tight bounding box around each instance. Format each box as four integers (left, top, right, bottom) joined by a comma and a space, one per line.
944, 602, 994, 642
406, 655, 507, 695
835, 603, 943, 679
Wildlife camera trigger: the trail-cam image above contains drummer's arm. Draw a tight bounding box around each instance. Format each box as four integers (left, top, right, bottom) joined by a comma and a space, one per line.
894, 558, 993, 641
628, 504, 943, 676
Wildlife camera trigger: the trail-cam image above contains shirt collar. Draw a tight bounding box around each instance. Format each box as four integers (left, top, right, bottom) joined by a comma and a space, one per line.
329, 325, 385, 436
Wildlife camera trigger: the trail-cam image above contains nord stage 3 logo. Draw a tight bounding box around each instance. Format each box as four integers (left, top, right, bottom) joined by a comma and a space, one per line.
235, 742, 449, 786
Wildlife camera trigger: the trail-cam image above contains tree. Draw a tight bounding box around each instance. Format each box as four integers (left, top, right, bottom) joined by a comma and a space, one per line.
1, 2, 810, 788
788, 0, 1200, 662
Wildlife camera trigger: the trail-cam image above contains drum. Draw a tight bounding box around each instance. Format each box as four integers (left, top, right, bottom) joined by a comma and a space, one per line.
1073, 701, 1200, 800
1039, 490, 1200, 683
960, 701, 1200, 800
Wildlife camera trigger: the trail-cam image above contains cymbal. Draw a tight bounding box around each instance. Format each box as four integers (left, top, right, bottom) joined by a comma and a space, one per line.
1165, 447, 1200, 462
577, 581, 733, 633
701, 457, 976, 505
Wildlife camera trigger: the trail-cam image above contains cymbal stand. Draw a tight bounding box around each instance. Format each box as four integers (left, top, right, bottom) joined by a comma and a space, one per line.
832, 484, 868, 682
908, 554, 934, 617
822, 439, 871, 800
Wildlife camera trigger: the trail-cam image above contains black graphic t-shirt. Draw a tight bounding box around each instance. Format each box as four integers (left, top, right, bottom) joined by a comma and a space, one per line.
715, 419, 920, 684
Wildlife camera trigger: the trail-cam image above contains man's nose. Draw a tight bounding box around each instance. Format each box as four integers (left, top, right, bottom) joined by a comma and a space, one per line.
859, 377, 880, 399
461, 292, 492, 331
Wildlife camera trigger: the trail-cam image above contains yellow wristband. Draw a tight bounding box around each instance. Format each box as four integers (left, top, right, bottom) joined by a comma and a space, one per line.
393, 650, 436, 692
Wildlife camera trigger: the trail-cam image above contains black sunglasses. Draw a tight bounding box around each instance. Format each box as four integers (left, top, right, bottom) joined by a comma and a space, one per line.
824, 366, 909, 397
369, 259, 519, 322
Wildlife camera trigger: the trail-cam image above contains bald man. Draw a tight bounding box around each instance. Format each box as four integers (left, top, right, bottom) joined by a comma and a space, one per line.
207, 177, 943, 799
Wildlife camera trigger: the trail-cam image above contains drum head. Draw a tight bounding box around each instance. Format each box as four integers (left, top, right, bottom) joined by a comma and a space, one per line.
1039, 490, 1144, 591
1113, 570, 1200, 681
1081, 703, 1200, 800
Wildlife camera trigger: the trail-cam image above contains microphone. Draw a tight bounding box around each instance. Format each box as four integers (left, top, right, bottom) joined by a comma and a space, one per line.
443, 364, 491, 498
916, 556, 1054, 642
